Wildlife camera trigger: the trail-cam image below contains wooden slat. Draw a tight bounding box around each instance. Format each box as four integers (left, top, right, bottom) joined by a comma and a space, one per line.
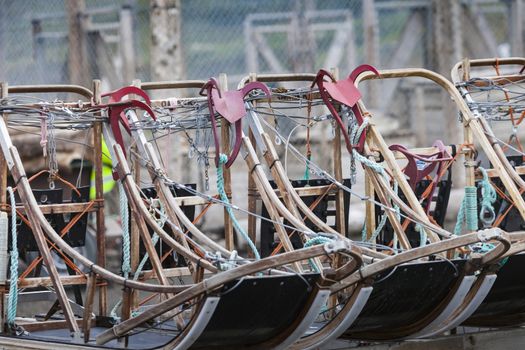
483, 165, 525, 178
13, 202, 98, 215
140, 266, 198, 280
18, 318, 94, 333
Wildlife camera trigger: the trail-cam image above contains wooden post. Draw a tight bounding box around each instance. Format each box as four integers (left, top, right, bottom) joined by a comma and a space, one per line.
150, 0, 184, 179
120, 4, 135, 83
31, 19, 42, 61
292, 0, 316, 73
413, 84, 426, 147
509, 0, 524, 56
363, 0, 379, 107
66, 0, 88, 87
345, 12, 357, 74
0, 82, 7, 332
82, 272, 96, 343
432, 0, 463, 187
31, 19, 47, 82
130, 79, 142, 312
331, 68, 347, 237
85, 31, 101, 79
150, 0, 183, 81
218, 74, 235, 252
247, 73, 258, 257
244, 18, 258, 73
92, 80, 107, 316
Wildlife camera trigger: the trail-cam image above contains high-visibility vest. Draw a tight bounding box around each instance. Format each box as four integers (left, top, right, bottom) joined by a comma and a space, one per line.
89, 140, 116, 199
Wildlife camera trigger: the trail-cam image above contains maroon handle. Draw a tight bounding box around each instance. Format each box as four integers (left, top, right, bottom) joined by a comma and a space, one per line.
313, 65, 379, 154
101, 86, 156, 179
203, 78, 271, 168
389, 140, 452, 214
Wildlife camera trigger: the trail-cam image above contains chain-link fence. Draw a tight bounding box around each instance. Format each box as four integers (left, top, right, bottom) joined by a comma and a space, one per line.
0, 0, 520, 146
0, 0, 519, 85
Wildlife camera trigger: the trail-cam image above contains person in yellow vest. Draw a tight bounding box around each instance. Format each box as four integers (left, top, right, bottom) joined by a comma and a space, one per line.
90, 139, 116, 199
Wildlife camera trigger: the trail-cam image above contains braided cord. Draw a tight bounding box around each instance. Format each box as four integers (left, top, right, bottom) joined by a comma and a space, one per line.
6, 187, 18, 327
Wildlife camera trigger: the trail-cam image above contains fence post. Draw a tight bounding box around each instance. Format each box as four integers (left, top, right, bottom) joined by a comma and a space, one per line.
66, 0, 88, 86
120, 4, 135, 83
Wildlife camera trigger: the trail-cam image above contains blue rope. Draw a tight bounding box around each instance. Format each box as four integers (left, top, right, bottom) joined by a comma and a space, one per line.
217, 153, 260, 260
351, 118, 398, 247
454, 186, 478, 235
133, 233, 160, 280
303, 154, 311, 180
478, 167, 496, 227
118, 182, 131, 279
6, 187, 18, 327
110, 233, 160, 321
110, 183, 132, 320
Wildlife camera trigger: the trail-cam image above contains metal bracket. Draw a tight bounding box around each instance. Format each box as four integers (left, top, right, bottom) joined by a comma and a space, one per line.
477, 228, 502, 242
323, 239, 352, 255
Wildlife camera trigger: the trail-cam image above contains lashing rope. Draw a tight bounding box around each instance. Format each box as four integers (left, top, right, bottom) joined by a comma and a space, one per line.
111, 188, 164, 320
110, 232, 160, 321
133, 233, 160, 281
454, 186, 478, 235
119, 182, 131, 279
350, 118, 401, 248
217, 153, 260, 260
7, 187, 18, 328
